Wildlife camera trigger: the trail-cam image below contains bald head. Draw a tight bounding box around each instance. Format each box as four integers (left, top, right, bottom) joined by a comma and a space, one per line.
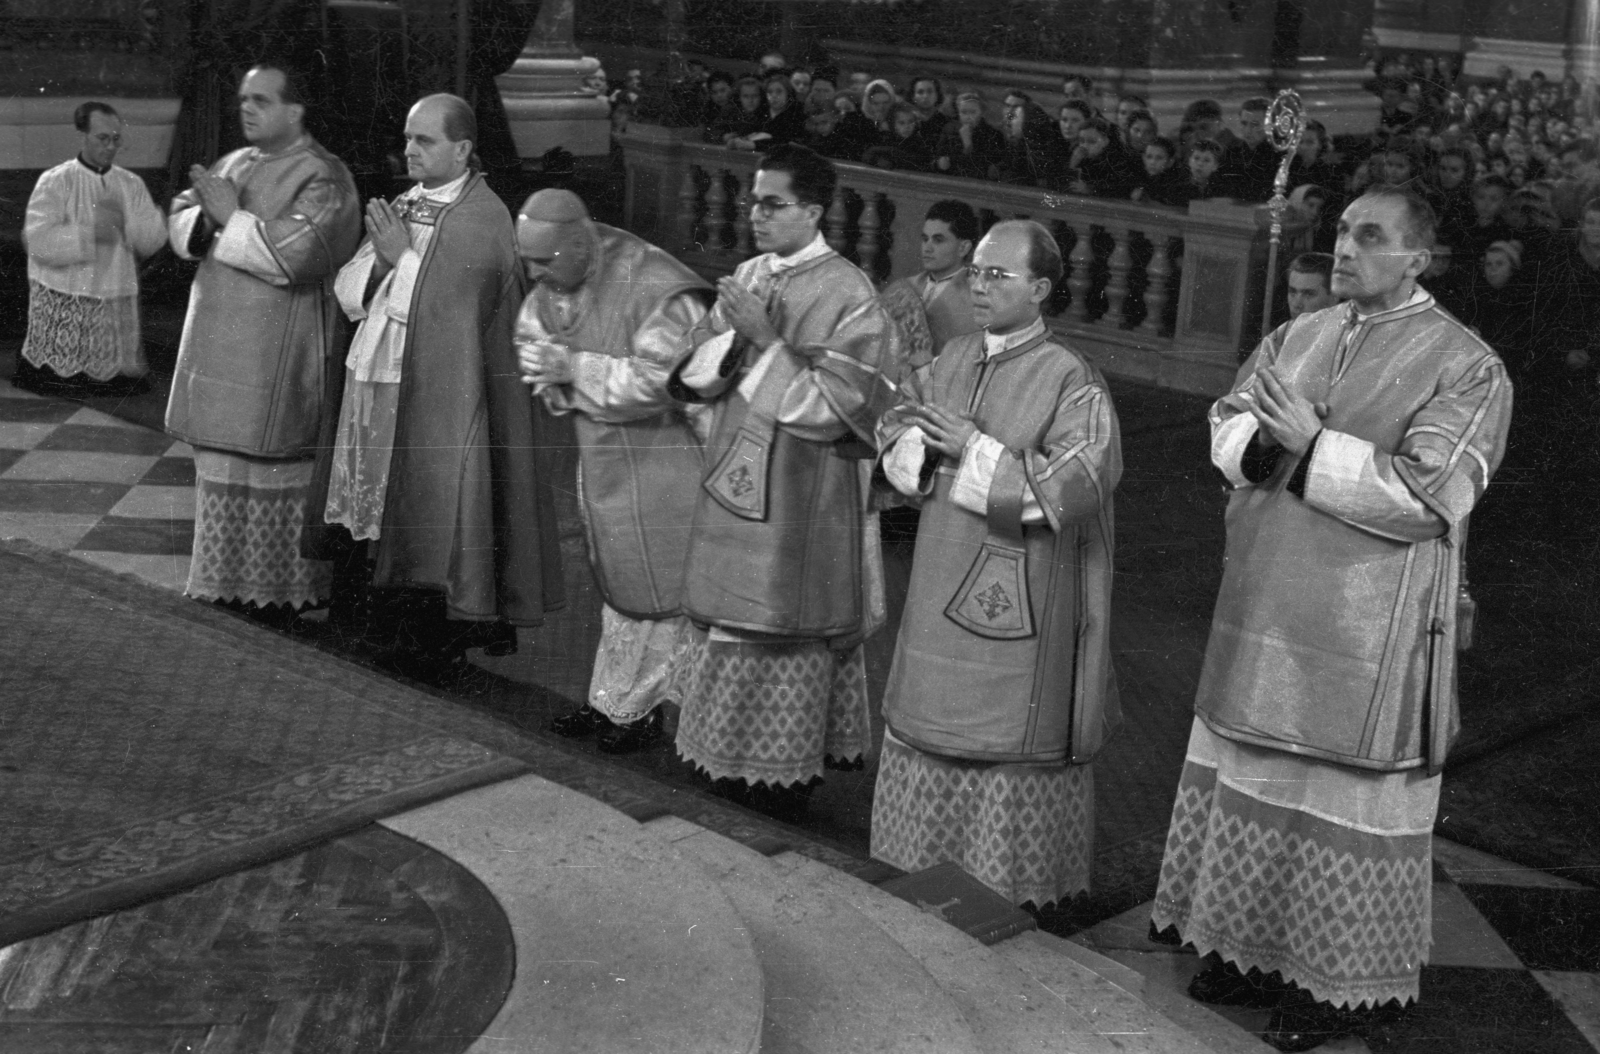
404, 93, 474, 188
517, 189, 596, 292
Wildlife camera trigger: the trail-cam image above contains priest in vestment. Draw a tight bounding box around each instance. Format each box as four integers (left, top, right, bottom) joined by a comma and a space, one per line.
879, 198, 982, 370
322, 94, 562, 672
1151, 187, 1512, 1052
513, 189, 712, 753
670, 143, 901, 815
870, 221, 1121, 908
166, 64, 362, 615
20, 101, 166, 394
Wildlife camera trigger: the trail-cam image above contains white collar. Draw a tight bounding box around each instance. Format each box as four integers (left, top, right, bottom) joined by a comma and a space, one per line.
763, 231, 831, 273
408, 170, 472, 204
923, 264, 965, 288
982, 317, 1046, 358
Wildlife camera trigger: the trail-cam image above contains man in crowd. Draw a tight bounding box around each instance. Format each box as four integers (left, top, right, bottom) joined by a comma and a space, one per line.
1285, 252, 1339, 319
1151, 186, 1511, 1051
1221, 96, 1277, 201
880, 199, 981, 368
514, 188, 713, 753
19, 101, 167, 396
165, 63, 362, 620
669, 143, 900, 816
871, 219, 1122, 909
321, 93, 561, 675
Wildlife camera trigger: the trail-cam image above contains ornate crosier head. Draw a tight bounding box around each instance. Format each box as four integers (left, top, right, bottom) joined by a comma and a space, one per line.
1265, 89, 1306, 156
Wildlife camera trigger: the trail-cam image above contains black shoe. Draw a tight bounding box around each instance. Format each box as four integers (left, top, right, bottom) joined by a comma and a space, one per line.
596, 709, 664, 754
1262, 989, 1361, 1052
1188, 958, 1289, 1009
550, 704, 607, 738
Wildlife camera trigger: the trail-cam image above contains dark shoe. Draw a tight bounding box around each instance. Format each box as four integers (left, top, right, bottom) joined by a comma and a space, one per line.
1262, 989, 1360, 1052
1187, 958, 1289, 1009
744, 779, 817, 821
550, 704, 608, 738
596, 709, 664, 754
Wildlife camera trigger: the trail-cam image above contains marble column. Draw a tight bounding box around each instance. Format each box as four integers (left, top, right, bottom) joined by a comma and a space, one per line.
496, 0, 612, 159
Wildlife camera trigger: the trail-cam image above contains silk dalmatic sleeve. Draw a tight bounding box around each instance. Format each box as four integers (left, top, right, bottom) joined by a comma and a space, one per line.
951, 364, 1121, 533
1301, 355, 1511, 543
171, 160, 358, 286
543, 290, 709, 423
778, 294, 902, 447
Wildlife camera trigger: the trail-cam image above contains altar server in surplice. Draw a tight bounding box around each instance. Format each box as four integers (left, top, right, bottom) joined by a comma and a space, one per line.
514, 189, 713, 754
870, 219, 1123, 909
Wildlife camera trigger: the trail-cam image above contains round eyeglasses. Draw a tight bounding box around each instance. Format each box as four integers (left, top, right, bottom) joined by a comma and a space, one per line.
739, 195, 805, 218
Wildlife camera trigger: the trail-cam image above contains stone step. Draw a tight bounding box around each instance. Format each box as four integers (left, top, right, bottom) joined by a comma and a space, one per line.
774, 850, 1235, 1054
376, 776, 766, 1054
646, 816, 985, 1054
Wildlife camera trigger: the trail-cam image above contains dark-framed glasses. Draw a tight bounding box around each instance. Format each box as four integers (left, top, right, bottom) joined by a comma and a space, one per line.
965, 264, 1026, 284
739, 195, 804, 218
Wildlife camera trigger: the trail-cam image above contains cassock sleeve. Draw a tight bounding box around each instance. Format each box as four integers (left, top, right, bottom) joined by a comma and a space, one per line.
24, 170, 93, 268
1298, 353, 1511, 543
949, 363, 1120, 534
118, 172, 168, 260
334, 242, 378, 321
210, 172, 358, 287
168, 183, 210, 260
545, 290, 710, 423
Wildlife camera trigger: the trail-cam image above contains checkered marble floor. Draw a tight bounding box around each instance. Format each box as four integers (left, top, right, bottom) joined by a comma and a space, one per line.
1, 375, 1598, 1052
0, 377, 195, 592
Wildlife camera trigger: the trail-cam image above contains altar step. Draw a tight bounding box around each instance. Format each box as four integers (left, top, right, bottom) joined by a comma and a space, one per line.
381, 774, 1273, 1054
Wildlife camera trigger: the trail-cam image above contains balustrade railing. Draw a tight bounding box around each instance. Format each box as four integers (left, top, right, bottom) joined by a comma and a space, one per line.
619, 127, 1306, 394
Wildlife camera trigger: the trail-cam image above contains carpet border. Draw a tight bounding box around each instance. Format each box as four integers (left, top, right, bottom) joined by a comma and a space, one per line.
0, 754, 527, 949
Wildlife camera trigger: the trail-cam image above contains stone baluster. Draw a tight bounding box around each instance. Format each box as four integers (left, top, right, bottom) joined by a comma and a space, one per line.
675, 164, 700, 253
825, 185, 849, 254
704, 166, 729, 254
733, 170, 754, 258
1141, 235, 1172, 336
1066, 221, 1093, 324
857, 191, 881, 279
1104, 224, 1132, 328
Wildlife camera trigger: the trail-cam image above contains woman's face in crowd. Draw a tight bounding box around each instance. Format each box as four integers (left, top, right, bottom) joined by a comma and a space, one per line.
1483, 249, 1514, 289
1128, 117, 1157, 154
790, 71, 811, 97
1297, 132, 1322, 163
1058, 108, 1085, 141
913, 80, 939, 111
957, 99, 983, 127
894, 110, 919, 139
1077, 128, 1108, 157
766, 80, 792, 113
1143, 144, 1172, 176
739, 83, 762, 112
1382, 153, 1416, 184
864, 89, 891, 123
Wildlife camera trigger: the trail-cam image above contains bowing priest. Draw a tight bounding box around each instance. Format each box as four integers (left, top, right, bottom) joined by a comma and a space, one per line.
514, 189, 713, 753
669, 143, 901, 816
20, 101, 166, 395
321, 93, 562, 674
870, 219, 1122, 909
166, 64, 362, 618
1150, 186, 1512, 1052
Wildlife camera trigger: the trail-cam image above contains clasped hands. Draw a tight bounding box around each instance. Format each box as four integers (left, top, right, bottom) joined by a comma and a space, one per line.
1241, 366, 1328, 455
904, 402, 977, 458
188, 164, 239, 227
364, 199, 412, 269
715, 277, 780, 352
517, 338, 574, 387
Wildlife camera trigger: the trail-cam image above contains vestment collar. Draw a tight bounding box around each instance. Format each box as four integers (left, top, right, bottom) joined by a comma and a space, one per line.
1346, 285, 1432, 326
75, 155, 111, 176
982, 316, 1046, 359
761, 231, 831, 275
406, 169, 472, 205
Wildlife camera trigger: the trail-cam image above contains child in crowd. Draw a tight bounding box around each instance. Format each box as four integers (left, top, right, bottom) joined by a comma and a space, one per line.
1132, 136, 1188, 205
865, 103, 934, 171
935, 92, 1005, 181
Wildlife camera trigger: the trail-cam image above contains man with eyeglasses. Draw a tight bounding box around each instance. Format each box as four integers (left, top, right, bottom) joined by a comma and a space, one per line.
871, 219, 1122, 910
669, 142, 901, 817
513, 188, 713, 753
18, 101, 166, 396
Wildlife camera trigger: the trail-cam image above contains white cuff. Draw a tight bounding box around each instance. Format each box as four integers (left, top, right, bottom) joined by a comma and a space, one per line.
950, 431, 1004, 516
680, 329, 738, 396
1303, 428, 1375, 508
169, 206, 205, 261
383, 248, 423, 323
884, 427, 930, 497
1213, 412, 1261, 488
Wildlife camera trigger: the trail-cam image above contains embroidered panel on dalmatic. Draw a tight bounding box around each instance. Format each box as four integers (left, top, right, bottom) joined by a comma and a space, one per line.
1151, 757, 1434, 1009
22, 281, 143, 380
187, 453, 332, 609
871, 729, 1093, 908
674, 638, 870, 786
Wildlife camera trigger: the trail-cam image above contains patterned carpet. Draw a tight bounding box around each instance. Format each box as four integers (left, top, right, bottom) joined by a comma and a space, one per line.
0, 538, 526, 948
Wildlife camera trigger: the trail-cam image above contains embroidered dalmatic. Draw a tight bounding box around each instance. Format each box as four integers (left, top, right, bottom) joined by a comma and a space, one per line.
23, 158, 166, 380
519, 223, 712, 722
670, 233, 900, 787
1153, 290, 1513, 1009
869, 318, 1122, 907
166, 136, 361, 608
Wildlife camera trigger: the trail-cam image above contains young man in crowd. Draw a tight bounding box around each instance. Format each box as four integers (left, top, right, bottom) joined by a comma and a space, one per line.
871, 219, 1122, 909
1285, 251, 1340, 318
881, 199, 982, 367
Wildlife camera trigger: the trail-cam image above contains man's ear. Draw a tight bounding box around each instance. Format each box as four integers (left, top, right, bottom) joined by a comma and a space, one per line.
288, 103, 306, 130
1407, 247, 1433, 280
1029, 276, 1052, 306
959, 239, 974, 260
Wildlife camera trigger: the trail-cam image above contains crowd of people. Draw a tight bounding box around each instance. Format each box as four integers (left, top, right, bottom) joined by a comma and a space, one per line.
12, 51, 1563, 1054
